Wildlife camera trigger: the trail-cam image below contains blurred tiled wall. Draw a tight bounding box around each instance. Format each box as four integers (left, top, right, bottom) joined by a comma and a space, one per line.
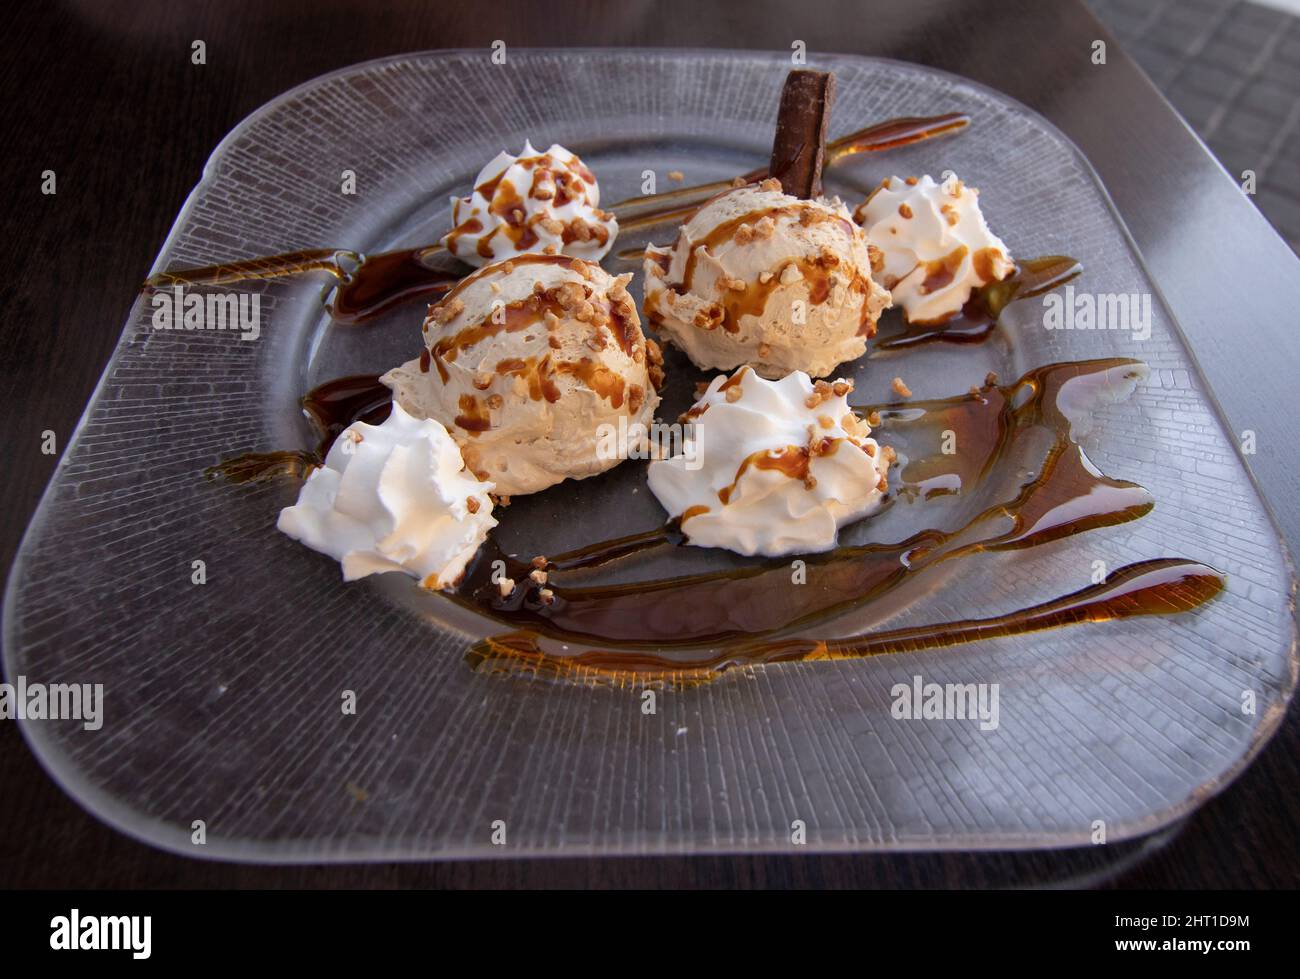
1088, 0, 1300, 252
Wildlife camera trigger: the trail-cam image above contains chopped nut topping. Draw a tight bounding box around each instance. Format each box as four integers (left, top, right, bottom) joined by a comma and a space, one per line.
734, 222, 756, 246
779, 263, 803, 286
667, 170, 684, 181
818, 415, 834, 429
720, 276, 748, 291
568, 217, 594, 242
531, 555, 548, 569
498, 577, 515, 598
628, 383, 646, 413
754, 216, 776, 239
554, 281, 585, 309
540, 217, 565, 235
538, 588, 555, 605
429, 296, 466, 325
831, 380, 852, 397
529, 568, 548, 586
891, 376, 912, 398
868, 244, 884, 274
905, 176, 919, 185
758, 270, 775, 284
759, 177, 782, 193
473, 372, 493, 390
725, 383, 744, 403
867, 410, 882, 427
466, 496, 481, 514
692, 304, 724, 329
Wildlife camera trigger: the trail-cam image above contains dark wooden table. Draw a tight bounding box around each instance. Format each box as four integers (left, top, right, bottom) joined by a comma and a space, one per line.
2, 0, 1297, 888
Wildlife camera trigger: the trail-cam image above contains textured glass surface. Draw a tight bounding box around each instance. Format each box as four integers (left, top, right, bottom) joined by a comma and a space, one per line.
4, 50, 1295, 860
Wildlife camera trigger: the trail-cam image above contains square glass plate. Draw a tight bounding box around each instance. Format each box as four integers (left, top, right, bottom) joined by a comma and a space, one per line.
5, 49, 1296, 860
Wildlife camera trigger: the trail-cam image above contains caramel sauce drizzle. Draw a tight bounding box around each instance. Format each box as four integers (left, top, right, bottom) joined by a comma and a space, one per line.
450, 358, 1158, 653
877, 255, 1083, 350
465, 559, 1223, 688
205, 357, 1222, 688
648, 204, 865, 335
144, 114, 970, 325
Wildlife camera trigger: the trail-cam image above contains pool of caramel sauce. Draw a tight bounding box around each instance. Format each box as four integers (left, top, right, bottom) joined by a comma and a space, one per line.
209, 358, 1224, 686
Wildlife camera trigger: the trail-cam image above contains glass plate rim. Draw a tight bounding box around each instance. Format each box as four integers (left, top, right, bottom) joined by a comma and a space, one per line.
4, 47, 1297, 862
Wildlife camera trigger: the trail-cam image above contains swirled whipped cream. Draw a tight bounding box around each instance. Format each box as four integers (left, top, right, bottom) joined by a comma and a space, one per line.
853, 173, 1013, 324
647, 367, 891, 557
276, 402, 496, 590
442, 141, 618, 267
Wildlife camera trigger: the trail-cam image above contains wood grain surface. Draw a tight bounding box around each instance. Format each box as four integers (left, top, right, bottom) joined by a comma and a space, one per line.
1, 0, 1296, 888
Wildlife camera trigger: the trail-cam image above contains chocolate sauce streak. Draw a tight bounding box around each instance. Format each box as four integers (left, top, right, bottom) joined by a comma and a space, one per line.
144, 113, 970, 325
875, 255, 1083, 350
465, 559, 1223, 687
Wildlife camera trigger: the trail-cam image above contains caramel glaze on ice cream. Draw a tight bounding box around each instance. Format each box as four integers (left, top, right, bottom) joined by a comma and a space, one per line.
645, 198, 878, 338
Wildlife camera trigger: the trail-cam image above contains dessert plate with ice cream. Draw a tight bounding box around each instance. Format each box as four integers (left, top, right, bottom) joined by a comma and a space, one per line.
6, 50, 1294, 865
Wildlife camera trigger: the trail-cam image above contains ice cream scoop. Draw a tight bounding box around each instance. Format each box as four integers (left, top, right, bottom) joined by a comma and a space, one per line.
442, 141, 618, 267
647, 367, 891, 557
853, 173, 1013, 324
643, 179, 890, 380
383, 254, 663, 497
276, 402, 496, 590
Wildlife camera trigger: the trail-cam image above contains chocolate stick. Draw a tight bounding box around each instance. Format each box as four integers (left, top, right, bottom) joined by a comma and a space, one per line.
769, 69, 836, 199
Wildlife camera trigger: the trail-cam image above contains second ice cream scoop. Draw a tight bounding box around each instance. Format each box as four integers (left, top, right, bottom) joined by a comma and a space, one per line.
383, 255, 663, 498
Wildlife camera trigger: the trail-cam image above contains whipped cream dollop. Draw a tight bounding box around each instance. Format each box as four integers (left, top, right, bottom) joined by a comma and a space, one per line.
442, 141, 618, 267
644, 179, 890, 379
853, 173, 1013, 324
647, 367, 891, 557
277, 402, 496, 590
